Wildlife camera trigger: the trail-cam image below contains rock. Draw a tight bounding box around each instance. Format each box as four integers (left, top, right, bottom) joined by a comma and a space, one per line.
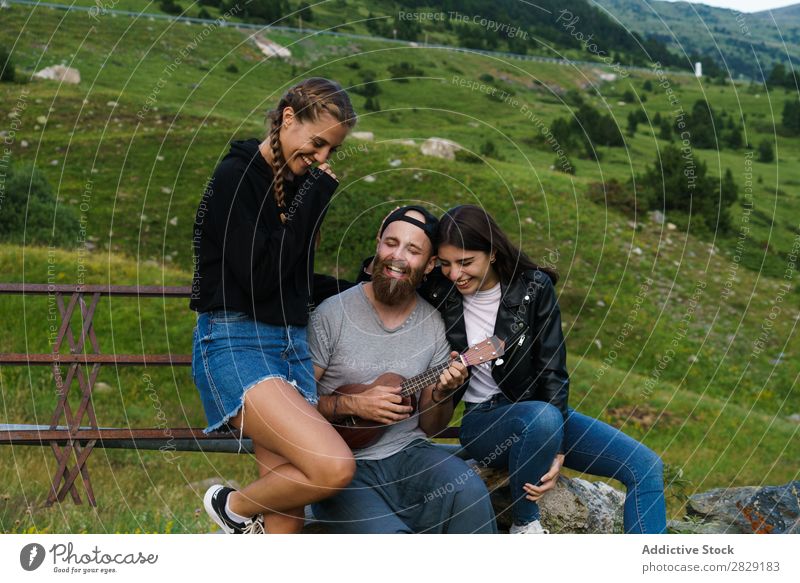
389, 159, 402, 167
252, 35, 291, 59
363, 175, 376, 183
490, 475, 624, 533
351, 131, 374, 141
420, 137, 462, 160
667, 519, 739, 534
93, 382, 112, 394
650, 210, 665, 224
33, 65, 81, 84
686, 481, 800, 534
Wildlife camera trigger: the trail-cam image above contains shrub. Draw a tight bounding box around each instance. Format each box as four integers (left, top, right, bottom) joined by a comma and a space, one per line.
782, 98, 800, 135
159, 0, 182, 15
479, 140, 498, 159
387, 62, 424, 81
0, 163, 80, 247
0, 46, 16, 83
587, 179, 637, 217
638, 145, 737, 232
363, 96, 380, 112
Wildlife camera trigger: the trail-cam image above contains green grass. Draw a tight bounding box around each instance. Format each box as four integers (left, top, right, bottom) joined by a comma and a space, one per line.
1, 4, 798, 532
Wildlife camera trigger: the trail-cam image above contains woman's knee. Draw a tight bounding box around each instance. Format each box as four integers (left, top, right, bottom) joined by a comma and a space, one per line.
312, 453, 356, 491
637, 447, 665, 485
511, 401, 563, 437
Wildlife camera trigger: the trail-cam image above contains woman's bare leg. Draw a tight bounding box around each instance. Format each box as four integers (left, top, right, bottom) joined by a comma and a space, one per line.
253, 445, 305, 533
226, 377, 355, 518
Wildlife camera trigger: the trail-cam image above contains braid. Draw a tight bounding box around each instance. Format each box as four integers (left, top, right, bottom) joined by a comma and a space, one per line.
267, 109, 287, 221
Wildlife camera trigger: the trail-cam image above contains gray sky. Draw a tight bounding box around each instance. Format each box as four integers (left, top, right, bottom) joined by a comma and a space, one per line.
663, 0, 797, 12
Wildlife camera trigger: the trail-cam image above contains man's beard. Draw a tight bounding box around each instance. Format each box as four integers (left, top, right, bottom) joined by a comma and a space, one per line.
371, 255, 426, 306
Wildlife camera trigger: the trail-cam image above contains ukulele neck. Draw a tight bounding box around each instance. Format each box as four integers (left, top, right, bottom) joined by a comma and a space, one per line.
398, 356, 463, 397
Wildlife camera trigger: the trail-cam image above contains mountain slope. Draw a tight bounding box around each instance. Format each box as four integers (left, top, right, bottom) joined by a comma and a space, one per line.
600, 0, 800, 79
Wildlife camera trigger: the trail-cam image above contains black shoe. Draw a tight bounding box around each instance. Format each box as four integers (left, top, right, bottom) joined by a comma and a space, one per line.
203, 485, 265, 534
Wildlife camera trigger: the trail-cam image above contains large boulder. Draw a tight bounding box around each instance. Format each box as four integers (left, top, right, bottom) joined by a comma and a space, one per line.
33, 65, 81, 84
477, 464, 624, 533
672, 481, 800, 534
252, 35, 291, 59
420, 137, 462, 160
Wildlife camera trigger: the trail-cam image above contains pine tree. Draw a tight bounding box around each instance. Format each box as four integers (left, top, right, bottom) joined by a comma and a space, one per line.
782, 98, 800, 135
758, 139, 774, 163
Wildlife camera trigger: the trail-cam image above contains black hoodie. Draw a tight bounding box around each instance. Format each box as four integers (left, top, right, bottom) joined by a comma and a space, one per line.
189, 138, 341, 326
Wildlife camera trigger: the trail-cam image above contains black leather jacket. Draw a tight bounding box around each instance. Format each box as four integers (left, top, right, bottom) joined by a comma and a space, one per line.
421, 268, 570, 427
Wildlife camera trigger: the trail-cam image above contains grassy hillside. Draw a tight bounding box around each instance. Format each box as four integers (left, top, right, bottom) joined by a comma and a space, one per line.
0, 3, 798, 532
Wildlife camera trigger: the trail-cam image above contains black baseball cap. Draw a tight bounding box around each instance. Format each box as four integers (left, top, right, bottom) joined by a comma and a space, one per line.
378, 205, 439, 247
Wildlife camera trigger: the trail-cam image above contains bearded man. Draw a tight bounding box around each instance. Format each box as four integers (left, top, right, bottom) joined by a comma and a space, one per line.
307, 206, 497, 533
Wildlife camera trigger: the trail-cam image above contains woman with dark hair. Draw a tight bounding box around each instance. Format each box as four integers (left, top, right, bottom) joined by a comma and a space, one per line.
425, 204, 666, 534
190, 78, 358, 534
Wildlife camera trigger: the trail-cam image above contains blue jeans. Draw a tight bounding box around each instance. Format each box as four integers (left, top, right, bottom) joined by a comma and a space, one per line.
460, 395, 667, 533
312, 440, 497, 533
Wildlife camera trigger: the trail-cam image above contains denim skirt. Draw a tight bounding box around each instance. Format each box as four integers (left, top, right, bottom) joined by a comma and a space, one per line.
191, 309, 318, 433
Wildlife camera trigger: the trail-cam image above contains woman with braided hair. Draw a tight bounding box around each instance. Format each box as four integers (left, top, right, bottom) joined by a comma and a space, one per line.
190, 78, 357, 533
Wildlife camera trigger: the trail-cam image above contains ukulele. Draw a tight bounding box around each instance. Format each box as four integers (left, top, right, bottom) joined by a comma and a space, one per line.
332, 336, 506, 449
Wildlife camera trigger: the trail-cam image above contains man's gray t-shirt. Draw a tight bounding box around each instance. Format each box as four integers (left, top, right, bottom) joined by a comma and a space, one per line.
308, 284, 452, 460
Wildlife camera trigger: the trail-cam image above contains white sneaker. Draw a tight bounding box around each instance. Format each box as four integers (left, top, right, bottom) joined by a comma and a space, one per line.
509, 520, 549, 534
203, 485, 266, 534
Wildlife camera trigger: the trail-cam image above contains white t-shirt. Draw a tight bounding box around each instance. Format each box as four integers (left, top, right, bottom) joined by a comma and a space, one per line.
462, 283, 503, 403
